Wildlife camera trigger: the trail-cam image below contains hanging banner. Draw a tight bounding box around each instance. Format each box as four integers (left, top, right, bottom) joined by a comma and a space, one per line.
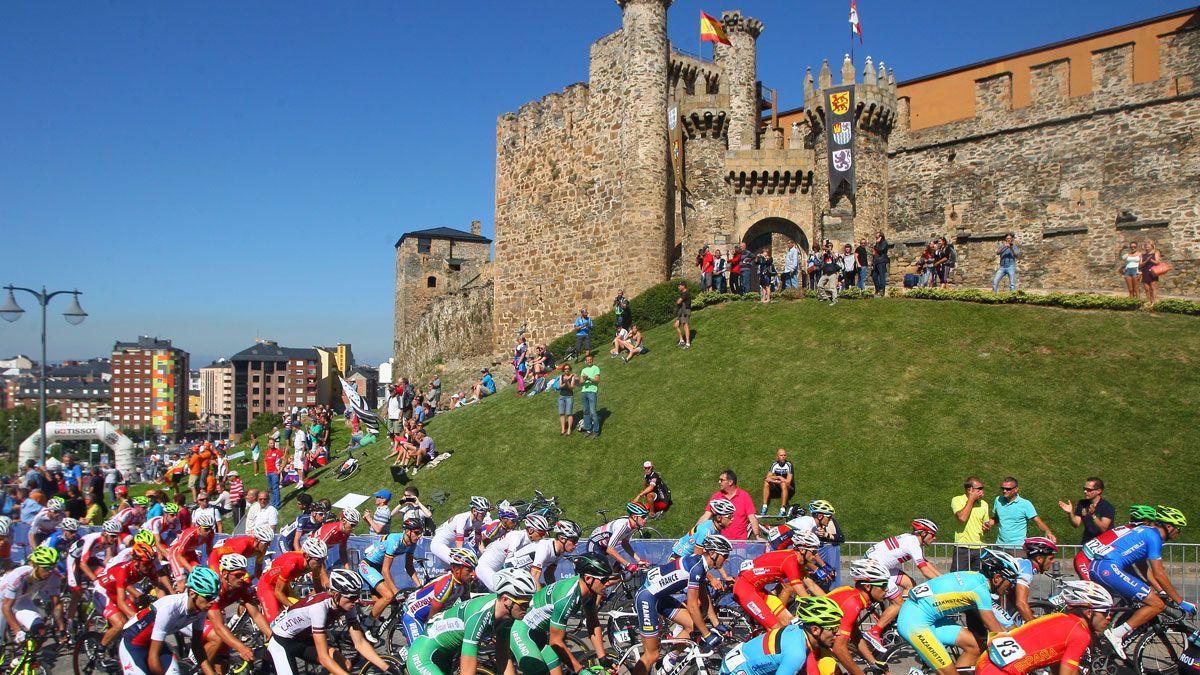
824, 85, 856, 203
668, 105, 684, 192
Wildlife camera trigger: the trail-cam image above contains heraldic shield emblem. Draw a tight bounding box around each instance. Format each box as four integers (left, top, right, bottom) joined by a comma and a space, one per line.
832, 121, 852, 145
829, 91, 851, 116
832, 149, 853, 171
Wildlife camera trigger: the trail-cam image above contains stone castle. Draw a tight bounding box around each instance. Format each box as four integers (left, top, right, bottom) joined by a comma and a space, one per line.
393, 3, 1199, 377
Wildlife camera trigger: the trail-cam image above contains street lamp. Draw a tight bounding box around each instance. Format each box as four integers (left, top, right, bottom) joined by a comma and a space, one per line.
1, 285, 88, 463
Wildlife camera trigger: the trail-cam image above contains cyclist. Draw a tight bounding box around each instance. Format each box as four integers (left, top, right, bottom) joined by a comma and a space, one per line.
506, 519, 581, 589
118, 566, 223, 675
975, 580, 1113, 675
114, 495, 151, 535
278, 504, 327, 554
733, 530, 826, 630
106, 529, 163, 568
361, 517, 425, 625
587, 502, 649, 573
0, 546, 66, 646
267, 568, 395, 675
631, 534, 732, 675
310, 507, 359, 569
0, 517, 13, 572
143, 502, 183, 557
861, 517, 943, 652
476, 513, 550, 592
509, 552, 617, 675
167, 511, 217, 591
96, 541, 171, 656
202, 553, 272, 669
478, 502, 520, 551
981, 549, 1027, 628
671, 499, 734, 558
430, 496, 494, 566
718, 596, 844, 675
1092, 505, 1194, 658
43, 515, 80, 563
405, 568, 536, 675
1073, 504, 1157, 580
399, 547, 477, 646
71, 518, 124, 590
897, 555, 1016, 675
27, 496, 65, 547
206, 524, 274, 578
1014, 537, 1059, 622
827, 559, 893, 675
256, 537, 330, 622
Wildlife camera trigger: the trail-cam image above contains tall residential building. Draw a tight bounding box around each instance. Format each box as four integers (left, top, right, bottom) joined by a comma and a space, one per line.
13, 379, 111, 423
199, 359, 234, 421
230, 341, 324, 433
110, 336, 189, 436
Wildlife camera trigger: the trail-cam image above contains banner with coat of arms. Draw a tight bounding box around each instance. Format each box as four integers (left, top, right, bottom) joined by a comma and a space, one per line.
824, 85, 856, 203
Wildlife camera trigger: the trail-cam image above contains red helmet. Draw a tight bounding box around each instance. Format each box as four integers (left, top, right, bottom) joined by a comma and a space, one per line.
115, 485, 129, 497
911, 518, 938, 534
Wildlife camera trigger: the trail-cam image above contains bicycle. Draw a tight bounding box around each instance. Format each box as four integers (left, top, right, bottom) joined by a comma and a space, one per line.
510, 490, 565, 522
0, 622, 59, 675
590, 508, 664, 541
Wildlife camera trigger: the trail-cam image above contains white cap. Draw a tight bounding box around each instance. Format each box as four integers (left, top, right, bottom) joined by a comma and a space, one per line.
643, 461, 653, 468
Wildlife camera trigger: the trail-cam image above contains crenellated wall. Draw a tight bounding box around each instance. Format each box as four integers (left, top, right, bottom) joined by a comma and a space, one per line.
394, 280, 495, 383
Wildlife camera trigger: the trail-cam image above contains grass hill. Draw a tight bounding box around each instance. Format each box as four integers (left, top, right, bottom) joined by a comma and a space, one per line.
223, 296, 1200, 544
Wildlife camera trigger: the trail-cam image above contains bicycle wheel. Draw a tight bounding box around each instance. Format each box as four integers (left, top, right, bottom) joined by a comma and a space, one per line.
335, 459, 360, 482
1026, 600, 1059, 620
357, 654, 405, 675
715, 604, 758, 644
72, 631, 115, 675
563, 632, 602, 668
1132, 625, 1188, 675
636, 526, 664, 540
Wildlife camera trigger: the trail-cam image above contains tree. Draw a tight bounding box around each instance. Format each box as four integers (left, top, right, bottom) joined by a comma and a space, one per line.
0, 405, 62, 455
245, 412, 283, 442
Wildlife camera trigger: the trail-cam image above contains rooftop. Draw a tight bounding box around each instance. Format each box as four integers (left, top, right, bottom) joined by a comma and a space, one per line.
229, 342, 319, 362
394, 226, 492, 248
113, 336, 180, 352
202, 359, 233, 369
16, 380, 110, 399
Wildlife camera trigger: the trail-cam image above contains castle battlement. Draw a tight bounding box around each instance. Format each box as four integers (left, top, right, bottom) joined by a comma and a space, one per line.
670, 50, 722, 97
498, 83, 592, 151
804, 55, 899, 141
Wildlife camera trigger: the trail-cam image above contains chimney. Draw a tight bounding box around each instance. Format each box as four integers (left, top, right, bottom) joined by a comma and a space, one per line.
470, 220, 481, 236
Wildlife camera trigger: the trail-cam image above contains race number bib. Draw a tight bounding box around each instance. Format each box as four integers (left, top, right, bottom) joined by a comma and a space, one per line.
988, 636, 1027, 667
909, 583, 933, 600
723, 644, 747, 672
1084, 539, 1113, 558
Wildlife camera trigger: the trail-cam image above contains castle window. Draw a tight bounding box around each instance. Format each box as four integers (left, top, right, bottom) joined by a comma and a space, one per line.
427, 276, 437, 288
417, 238, 431, 254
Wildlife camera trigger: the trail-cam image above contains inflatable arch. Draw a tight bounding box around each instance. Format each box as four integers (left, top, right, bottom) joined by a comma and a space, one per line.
18, 421, 136, 474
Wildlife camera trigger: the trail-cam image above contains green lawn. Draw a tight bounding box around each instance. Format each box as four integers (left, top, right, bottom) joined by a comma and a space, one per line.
211, 298, 1200, 543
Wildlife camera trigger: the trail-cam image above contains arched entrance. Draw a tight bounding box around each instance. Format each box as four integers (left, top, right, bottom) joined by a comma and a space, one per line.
740, 218, 809, 291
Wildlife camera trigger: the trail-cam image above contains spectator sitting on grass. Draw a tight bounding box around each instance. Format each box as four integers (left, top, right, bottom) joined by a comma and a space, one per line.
471, 368, 496, 402
610, 325, 631, 359
621, 326, 645, 364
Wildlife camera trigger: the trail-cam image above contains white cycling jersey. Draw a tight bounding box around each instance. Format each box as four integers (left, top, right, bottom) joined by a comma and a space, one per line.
144, 516, 181, 546
270, 592, 358, 639
433, 511, 493, 548
479, 529, 530, 573
0, 565, 62, 603
504, 539, 561, 573
865, 533, 928, 570
29, 509, 64, 536
588, 517, 636, 550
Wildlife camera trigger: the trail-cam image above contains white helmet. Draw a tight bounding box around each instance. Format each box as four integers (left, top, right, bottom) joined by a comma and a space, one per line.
194, 512, 217, 528
302, 537, 329, 559
448, 547, 478, 568
341, 508, 360, 525
470, 496, 491, 512
495, 568, 537, 598
555, 519, 581, 539
219, 553, 249, 572
329, 568, 364, 595
103, 519, 123, 535
850, 558, 892, 584
791, 530, 821, 550
0, 516, 11, 537
1060, 580, 1114, 610
525, 514, 551, 533
251, 525, 275, 543
708, 499, 736, 517
61, 517, 80, 532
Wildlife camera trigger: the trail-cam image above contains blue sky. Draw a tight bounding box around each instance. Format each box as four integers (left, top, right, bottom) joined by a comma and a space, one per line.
2, 1, 1193, 366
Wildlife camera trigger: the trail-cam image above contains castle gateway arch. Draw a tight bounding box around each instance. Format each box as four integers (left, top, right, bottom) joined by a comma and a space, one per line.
742, 217, 810, 258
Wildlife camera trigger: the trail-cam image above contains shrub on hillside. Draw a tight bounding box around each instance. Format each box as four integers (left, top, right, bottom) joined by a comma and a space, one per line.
1153, 298, 1200, 315
547, 280, 698, 356
904, 287, 1146, 311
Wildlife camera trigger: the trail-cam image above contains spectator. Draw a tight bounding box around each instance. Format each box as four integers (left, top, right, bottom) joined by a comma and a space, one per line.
104, 462, 121, 503
82, 492, 103, 525
951, 476, 992, 571
270, 424, 281, 447
918, 242, 937, 287
757, 249, 777, 302
243, 489, 261, 531
386, 385, 403, 439
673, 282, 692, 349
699, 246, 714, 290
760, 448, 795, 517
513, 337, 529, 397
427, 375, 442, 409
556, 364, 578, 436
713, 250, 728, 292
817, 241, 841, 304
1140, 239, 1165, 308
1119, 241, 1142, 298
839, 243, 857, 291
173, 492, 191, 530
1057, 477, 1115, 544
807, 500, 846, 589
400, 377, 416, 420
936, 237, 957, 288
19, 489, 42, 525
807, 246, 823, 291
391, 486, 432, 529
610, 289, 631, 331
264, 440, 283, 509
579, 353, 602, 438
633, 461, 672, 516
405, 429, 437, 476
249, 433, 261, 476
622, 325, 645, 364
992, 233, 1021, 292
22, 460, 39, 491
254, 491, 279, 530
573, 308, 593, 360
227, 471, 246, 525
192, 491, 223, 533
62, 454, 83, 491
739, 242, 754, 292
292, 423, 309, 488
610, 325, 631, 359
471, 368, 496, 402
369, 490, 392, 535
729, 247, 743, 294
988, 476, 1056, 545
699, 469, 763, 541
872, 230, 890, 295
211, 487, 232, 521
783, 242, 800, 290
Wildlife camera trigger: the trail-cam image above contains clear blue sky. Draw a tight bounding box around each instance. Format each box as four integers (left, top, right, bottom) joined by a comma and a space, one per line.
2, 1, 1193, 366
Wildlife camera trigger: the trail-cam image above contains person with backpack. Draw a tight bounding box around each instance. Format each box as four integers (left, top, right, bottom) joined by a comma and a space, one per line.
817, 241, 843, 304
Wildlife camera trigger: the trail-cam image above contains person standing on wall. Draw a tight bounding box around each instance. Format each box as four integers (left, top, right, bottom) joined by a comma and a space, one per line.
992, 233, 1021, 292
579, 354, 601, 438
872, 231, 890, 296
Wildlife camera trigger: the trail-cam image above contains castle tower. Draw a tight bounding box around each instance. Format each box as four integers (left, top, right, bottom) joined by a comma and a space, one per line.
806, 54, 897, 245
618, 0, 673, 289
715, 11, 764, 151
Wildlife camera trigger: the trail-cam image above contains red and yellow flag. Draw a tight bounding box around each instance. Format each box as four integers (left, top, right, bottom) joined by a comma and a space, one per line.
700, 12, 730, 45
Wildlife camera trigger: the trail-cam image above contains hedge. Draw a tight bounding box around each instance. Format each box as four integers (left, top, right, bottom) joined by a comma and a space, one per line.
547, 280, 700, 356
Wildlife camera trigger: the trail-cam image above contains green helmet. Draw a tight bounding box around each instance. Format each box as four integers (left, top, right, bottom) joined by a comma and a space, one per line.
163, 502, 181, 514
572, 553, 615, 580
131, 496, 150, 506
1129, 504, 1159, 522
1155, 506, 1187, 528
187, 566, 223, 600
133, 529, 156, 546
808, 500, 835, 516
791, 596, 843, 629
28, 546, 60, 568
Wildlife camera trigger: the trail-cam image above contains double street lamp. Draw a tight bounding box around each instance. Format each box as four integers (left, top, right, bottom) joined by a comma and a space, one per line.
1, 285, 88, 463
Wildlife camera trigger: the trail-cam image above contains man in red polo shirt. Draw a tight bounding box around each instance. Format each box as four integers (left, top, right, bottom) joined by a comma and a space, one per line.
264, 439, 283, 509
696, 468, 763, 541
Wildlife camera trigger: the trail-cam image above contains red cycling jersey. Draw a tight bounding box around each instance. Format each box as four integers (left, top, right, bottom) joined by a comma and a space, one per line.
97, 559, 151, 598
314, 522, 350, 548
976, 613, 1092, 675
207, 535, 259, 571
738, 549, 806, 590
826, 586, 871, 640
256, 551, 309, 622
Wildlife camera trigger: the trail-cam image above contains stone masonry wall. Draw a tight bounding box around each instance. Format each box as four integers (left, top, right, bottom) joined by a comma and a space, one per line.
888, 28, 1200, 294
393, 281, 494, 384
394, 237, 490, 345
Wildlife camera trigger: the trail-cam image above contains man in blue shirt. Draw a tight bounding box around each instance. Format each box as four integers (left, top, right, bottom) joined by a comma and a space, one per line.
62, 454, 84, 491
471, 368, 497, 401
987, 476, 1056, 545
573, 308, 593, 361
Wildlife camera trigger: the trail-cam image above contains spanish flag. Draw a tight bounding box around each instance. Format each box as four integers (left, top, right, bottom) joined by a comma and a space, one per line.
700, 12, 730, 45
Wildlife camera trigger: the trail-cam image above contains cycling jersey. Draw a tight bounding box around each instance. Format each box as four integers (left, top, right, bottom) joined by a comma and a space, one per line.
114, 506, 147, 532
400, 571, 468, 643
866, 533, 930, 598
1015, 558, 1035, 588
719, 624, 810, 675
278, 514, 322, 553
119, 593, 205, 675
0, 565, 62, 635
479, 520, 511, 548
898, 572, 994, 671
477, 529, 530, 591
505, 539, 563, 575
432, 511, 492, 549
407, 594, 510, 675
313, 522, 350, 548
271, 592, 357, 639
358, 532, 417, 590
587, 517, 637, 555
256, 551, 310, 621
1073, 524, 1134, 579
634, 554, 710, 636
1089, 525, 1163, 601
168, 526, 214, 580
207, 535, 259, 571
826, 586, 871, 641
144, 515, 182, 547
71, 531, 113, 563
28, 509, 63, 542
734, 550, 809, 630
511, 576, 596, 674
43, 530, 76, 569
97, 559, 154, 623
671, 520, 717, 558
976, 613, 1092, 675
201, 582, 257, 641
766, 524, 794, 551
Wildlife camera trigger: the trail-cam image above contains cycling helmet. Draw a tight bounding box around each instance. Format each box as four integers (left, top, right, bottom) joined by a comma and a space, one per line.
980, 549, 1022, 581
131, 496, 150, 507
572, 553, 616, 580
791, 530, 821, 550
791, 596, 844, 629
329, 569, 364, 595
1155, 506, 1187, 528
911, 519, 939, 534
703, 534, 733, 556
163, 502, 181, 515
115, 485, 129, 497
1059, 580, 1114, 610
341, 508, 360, 525
808, 500, 835, 516
47, 497, 65, 512
316, 498, 332, 511
708, 499, 736, 517
186, 566, 223, 600
28, 546, 60, 568
469, 496, 491, 512
850, 558, 892, 584
626, 502, 649, 517
0, 516, 11, 537
61, 517, 80, 532
555, 519, 581, 540
133, 529, 156, 546
1023, 537, 1059, 557
498, 505, 519, 520
448, 547, 478, 568
103, 519, 123, 535
130, 541, 156, 563
402, 518, 424, 532
194, 512, 217, 528
495, 568, 537, 598
525, 514, 551, 533
251, 525, 275, 543
302, 537, 329, 559
1129, 504, 1159, 522
219, 553, 249, 572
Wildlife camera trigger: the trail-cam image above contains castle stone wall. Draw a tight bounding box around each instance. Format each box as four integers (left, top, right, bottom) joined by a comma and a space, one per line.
393, 281, 494, 383
394, 237, 491, 347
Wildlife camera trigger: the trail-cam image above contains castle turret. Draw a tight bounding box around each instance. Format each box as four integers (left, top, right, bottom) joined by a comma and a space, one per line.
715, 11, 764, 151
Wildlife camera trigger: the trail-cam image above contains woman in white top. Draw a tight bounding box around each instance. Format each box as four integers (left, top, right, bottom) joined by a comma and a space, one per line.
1120, 241, 1141, 298
840, 243, 858, 290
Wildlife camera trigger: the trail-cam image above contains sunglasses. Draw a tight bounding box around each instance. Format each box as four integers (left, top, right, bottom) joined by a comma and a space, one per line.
508, 596, 531, 607
1084, 487, 1099, 492
1001, 486, 1017, 492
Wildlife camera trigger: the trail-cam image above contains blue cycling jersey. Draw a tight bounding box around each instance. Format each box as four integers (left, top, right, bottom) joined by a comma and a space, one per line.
1016, 558, 1035, 587
671, 521, 717, 558
1093, 524, 1163, 568
641, 554, 709, 598
720, 624, 809, 675
363, 533, 416, 567
906, 571, 994, 623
